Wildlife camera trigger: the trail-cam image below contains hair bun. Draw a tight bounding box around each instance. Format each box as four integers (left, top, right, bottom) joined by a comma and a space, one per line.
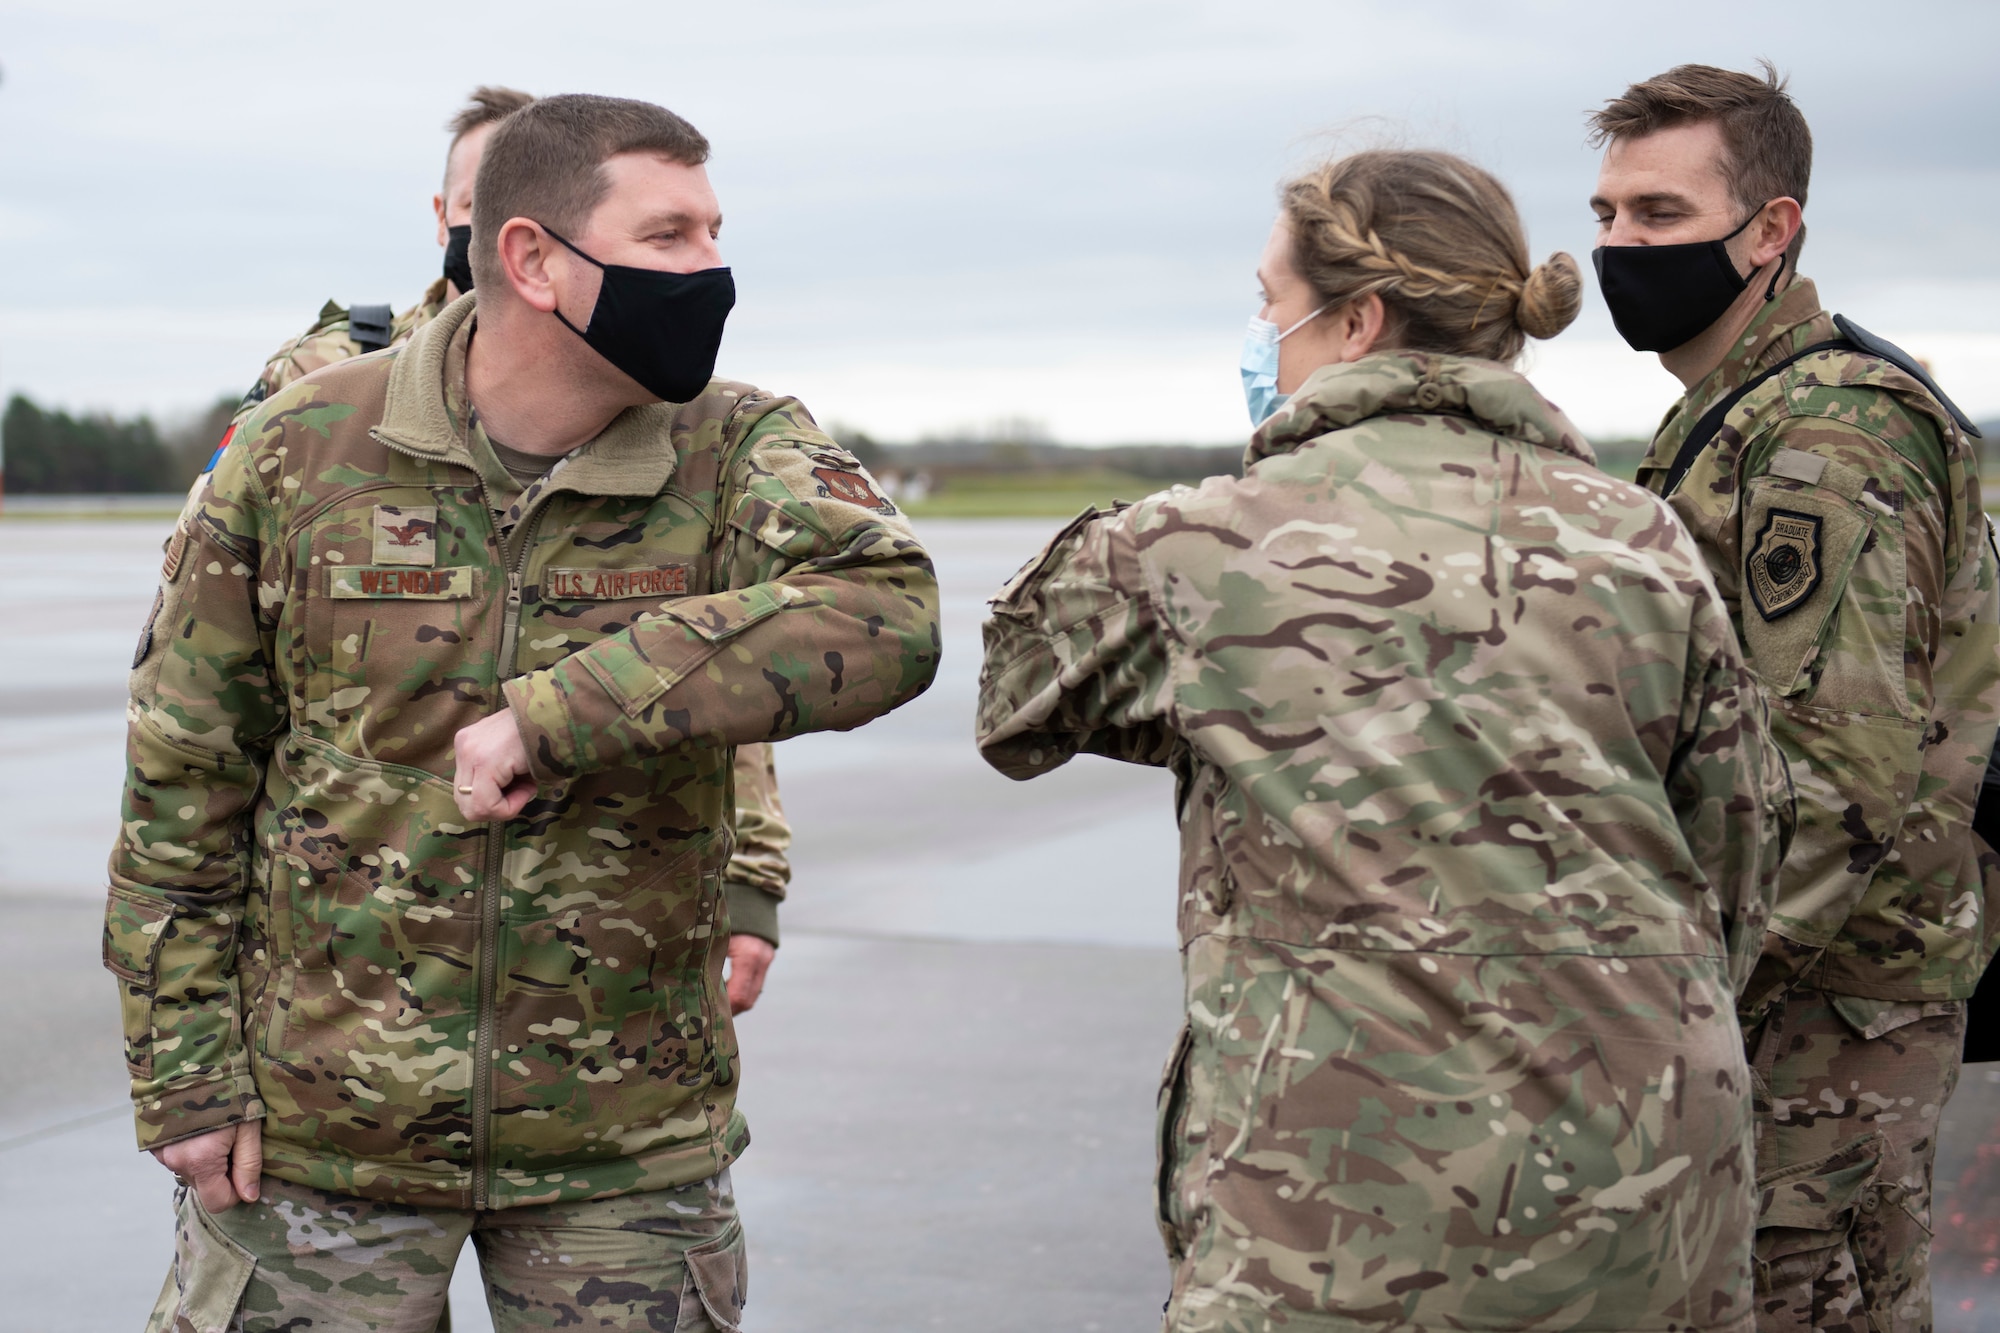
1517, 252, 1582, 341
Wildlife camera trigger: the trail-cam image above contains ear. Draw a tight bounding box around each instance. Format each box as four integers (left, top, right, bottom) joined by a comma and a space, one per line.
497, 218, 566, 315
433, 193, 448, 247
1746, 198, 1803, 270
1338, 292, 1390, 361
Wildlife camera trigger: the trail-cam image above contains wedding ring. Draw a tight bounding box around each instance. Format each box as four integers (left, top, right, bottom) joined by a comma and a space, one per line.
457, 785, 475, 794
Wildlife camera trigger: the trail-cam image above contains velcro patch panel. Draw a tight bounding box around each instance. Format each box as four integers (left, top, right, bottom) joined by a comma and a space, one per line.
543, 566, 691, 601
330, 566, 477, 600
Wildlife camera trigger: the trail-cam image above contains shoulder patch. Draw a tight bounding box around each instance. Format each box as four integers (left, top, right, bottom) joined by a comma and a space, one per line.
810, 465, 897, 515
1748, 508, 1823, 621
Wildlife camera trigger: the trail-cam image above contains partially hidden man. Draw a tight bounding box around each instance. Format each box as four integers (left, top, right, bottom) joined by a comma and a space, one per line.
979, 148, 1791, 1332
1590, 63, 2000, 1333
110, 94, 937, 1330
214, 83, 794, 1016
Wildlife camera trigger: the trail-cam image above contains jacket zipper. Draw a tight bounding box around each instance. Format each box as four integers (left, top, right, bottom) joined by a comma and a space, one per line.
368, 431, 555, 1209
469, 499, 545, 1211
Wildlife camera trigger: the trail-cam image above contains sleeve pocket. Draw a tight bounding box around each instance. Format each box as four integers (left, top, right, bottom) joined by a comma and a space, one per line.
104, 886, 173, 1077
586, 585, 790, 717
1741, 478, 1874, 699
989, 505, 1115, 614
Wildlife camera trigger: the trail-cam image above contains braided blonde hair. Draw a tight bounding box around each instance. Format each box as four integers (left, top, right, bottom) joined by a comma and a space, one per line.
1280, 150, 1580, 362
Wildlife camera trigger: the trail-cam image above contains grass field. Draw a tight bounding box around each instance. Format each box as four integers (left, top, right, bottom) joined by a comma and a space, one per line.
900, 468, 1198, 518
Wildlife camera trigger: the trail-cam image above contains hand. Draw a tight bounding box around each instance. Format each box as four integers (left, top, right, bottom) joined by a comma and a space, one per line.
725, 934, 775, 1015
152, 1120, 262, 1213
453, 710, 538, 821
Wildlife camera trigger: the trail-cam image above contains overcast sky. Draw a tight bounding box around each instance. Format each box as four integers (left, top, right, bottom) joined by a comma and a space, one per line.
2, 0, 1996, 444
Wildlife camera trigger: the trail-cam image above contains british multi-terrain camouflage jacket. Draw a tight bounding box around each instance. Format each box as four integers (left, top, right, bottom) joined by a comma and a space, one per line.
978, 353, 1790, 1332
106, 295, 938, 1208
1637, 277, 2000, 1008
224, 279, 797, 944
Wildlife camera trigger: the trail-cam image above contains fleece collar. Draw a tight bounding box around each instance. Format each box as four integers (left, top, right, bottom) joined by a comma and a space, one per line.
371, 292, 685, 500
1247, 352, 1596, 471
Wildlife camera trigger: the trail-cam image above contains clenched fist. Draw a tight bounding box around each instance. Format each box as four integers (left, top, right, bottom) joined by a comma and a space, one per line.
153, 1120, 262, 1213
453, 710, 538, 821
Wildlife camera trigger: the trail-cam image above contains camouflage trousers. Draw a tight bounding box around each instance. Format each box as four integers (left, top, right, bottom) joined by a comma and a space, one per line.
146, 1169, 745, 1333
1750, 989, 1966, 1333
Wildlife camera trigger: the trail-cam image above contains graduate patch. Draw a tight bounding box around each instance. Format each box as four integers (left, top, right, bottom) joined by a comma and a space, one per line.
1748, 508, 1822, 621
372, 505, 437, 566
811, 466, 895, 514
330, 567, 476, 599
543, 566, 690, 601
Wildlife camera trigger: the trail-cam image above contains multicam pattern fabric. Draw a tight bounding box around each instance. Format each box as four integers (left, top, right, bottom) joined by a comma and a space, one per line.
1747, 992, 1965, 1333
219, 281, 797, 939
147, 1170, 745, 1332
107, 294, 938, 1209
1636, 275, 1999, 1333
1635, 277, 2000, 1008
977, 353, 1792, 1332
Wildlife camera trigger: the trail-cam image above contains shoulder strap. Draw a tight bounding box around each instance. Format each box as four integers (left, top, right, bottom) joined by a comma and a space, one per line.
349, 303, 395, 353
1659, 337, 1852, 498
1832, 315, 1982, 439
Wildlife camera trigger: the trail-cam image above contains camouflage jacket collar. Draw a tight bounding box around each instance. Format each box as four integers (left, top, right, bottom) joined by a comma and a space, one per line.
1646, 277, 1833, 465
1246, 352, 1596, 470
372, 292, 684, 500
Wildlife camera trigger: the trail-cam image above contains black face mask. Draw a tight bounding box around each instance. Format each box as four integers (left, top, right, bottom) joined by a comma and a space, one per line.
443, 224, 474, 294
544, 226, 735, 403
1593, 207, 1783, 353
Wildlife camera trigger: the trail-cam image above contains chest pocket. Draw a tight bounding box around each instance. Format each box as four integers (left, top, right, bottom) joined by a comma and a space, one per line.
514, 501, 717, 674
300, 493, 491, 729
1741, 448, 1897, 710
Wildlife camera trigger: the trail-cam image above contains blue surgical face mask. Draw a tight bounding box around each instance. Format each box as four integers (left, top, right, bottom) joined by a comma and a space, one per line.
1240, 305, 1328, 426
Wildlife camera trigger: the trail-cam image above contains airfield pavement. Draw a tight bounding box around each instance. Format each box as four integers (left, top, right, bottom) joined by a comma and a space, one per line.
0, 513, 1993, 1332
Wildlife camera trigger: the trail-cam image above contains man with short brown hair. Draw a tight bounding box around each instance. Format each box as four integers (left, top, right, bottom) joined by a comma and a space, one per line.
1590, 61, 1998, 1333
214, 83, 796, 1020
116, 92, 937, 1329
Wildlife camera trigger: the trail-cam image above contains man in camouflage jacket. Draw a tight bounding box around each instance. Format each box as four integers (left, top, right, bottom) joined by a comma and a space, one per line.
1592, 65, 2000, 1333
111, 94, 937, 1329
216, 84, 797, 1012
978, 352, 1790, 1332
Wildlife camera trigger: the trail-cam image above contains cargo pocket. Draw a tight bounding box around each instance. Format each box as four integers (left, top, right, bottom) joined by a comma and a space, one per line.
1156, 1022, 1195, 1259
681, 1216, 746, 1332
103, 886, 172, 1078
1754, 1132, 1883, 1313
151, 1189, 257, 1333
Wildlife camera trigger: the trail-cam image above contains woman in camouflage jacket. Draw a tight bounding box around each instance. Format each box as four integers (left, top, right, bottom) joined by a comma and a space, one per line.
976, 150, 1794, 1333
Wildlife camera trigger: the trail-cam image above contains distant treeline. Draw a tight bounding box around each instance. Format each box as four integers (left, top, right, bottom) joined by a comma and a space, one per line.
857, 434, 1245, 483
2, 394, 236, 494
6, 396, 1991, 496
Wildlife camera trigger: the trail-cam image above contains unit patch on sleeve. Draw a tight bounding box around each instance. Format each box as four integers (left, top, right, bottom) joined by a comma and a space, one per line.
543, 566, 691, 602
810, 466, 897, 515
372, 505, 438, 566
1747, 507, 1823, 621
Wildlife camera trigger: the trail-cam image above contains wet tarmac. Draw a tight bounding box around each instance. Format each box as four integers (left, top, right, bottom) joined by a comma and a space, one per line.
0, 514, 1992, 1331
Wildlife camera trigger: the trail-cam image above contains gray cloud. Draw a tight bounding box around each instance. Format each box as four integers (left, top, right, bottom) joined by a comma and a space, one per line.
2, 0, 1994, 435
